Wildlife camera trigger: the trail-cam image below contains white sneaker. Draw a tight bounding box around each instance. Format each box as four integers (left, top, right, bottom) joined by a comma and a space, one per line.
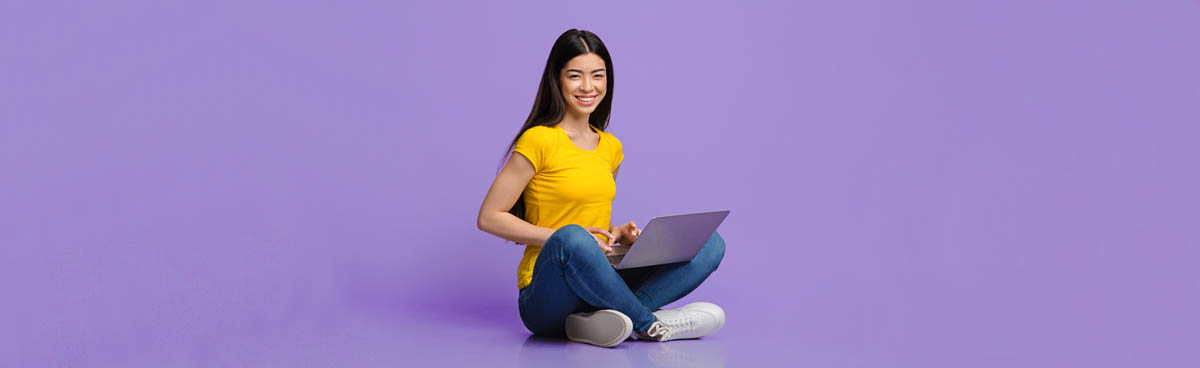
635, 302, 726, 341
565, 309, 633, 348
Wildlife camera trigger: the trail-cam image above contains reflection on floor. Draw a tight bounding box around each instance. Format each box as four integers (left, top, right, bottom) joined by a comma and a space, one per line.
517, 335, 725, 368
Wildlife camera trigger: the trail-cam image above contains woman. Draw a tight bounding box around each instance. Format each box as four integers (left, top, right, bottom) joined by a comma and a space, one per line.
476, 29, 727, 348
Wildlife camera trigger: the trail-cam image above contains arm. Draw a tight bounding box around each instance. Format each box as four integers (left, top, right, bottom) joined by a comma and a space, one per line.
477, 153, 557, 246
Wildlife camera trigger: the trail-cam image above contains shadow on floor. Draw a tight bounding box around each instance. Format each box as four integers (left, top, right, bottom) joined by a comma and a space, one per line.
385, 292, 517, 333
517, 334, 726, 368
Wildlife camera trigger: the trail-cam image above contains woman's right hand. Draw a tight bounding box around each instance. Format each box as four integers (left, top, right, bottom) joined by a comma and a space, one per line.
584, 226, 615, 254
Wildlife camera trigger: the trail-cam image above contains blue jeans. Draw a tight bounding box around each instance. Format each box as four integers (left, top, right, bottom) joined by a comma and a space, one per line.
518, 224, 726, 336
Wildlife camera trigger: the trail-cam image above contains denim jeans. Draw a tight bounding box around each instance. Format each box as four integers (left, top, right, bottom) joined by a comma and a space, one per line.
518, 224, 726, 336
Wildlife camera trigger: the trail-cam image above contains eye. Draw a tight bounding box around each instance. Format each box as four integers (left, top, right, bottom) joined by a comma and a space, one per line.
568, 75, 580, 79
595, 74, 605, 78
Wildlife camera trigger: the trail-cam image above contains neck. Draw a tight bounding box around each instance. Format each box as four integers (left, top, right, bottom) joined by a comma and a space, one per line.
559, 111, 592, 134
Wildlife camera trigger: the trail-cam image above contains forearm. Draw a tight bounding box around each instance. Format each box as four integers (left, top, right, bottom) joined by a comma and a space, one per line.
478, 211, 557, 246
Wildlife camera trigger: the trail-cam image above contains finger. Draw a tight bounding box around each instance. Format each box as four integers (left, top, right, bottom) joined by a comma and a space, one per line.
586, 227, 617, 250
585, 227, 615, 239
594, 235, 612, 253
596, 229, 615, 240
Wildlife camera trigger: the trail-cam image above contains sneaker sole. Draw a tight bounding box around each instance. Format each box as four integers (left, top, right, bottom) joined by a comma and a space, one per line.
565, 309, 633, 348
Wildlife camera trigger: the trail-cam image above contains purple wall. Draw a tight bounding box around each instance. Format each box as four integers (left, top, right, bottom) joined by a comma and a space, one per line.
3, 1, 1198, 366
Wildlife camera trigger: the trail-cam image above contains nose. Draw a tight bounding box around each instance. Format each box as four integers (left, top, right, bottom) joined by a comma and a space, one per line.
582, 77, 596, 94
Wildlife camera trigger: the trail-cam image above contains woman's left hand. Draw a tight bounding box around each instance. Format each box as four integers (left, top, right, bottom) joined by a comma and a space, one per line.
611, 221, 642, 246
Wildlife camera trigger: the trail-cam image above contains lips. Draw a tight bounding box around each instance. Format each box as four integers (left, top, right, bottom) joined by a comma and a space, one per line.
575, 95, 597, 105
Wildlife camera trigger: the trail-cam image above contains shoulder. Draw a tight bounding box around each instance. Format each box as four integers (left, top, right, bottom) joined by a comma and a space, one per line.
601, 130, 622, 150
526, 125, 556, 134
522, 125, 556, 138
516, 125, 558, 146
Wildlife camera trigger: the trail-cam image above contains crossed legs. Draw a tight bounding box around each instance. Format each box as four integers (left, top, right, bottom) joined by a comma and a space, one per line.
518, 224, 725, 336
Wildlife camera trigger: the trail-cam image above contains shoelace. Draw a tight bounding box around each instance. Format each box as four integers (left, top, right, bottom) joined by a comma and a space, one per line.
646, 316, 696, 341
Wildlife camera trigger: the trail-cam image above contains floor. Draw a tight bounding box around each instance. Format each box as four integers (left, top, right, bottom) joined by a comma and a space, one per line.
17, 279, 1190, 368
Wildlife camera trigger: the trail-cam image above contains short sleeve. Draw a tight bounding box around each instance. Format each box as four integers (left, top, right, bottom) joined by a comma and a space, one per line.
610, 134, 624, 172
512, 128, 547, 172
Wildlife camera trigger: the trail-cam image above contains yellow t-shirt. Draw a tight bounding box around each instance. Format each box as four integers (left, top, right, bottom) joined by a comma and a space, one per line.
512, 124, 623, 289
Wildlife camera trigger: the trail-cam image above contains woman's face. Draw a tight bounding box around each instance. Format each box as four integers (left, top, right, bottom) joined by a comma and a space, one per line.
559, 53, 607, 117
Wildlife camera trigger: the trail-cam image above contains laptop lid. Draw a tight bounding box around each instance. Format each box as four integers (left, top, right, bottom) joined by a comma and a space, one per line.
612, 210, 730, 269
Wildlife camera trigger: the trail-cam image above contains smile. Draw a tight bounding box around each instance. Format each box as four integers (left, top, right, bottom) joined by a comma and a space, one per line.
575, 95, 597, 105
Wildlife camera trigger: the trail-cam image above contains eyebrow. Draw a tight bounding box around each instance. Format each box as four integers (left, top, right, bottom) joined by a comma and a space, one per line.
566, 68, 606, 74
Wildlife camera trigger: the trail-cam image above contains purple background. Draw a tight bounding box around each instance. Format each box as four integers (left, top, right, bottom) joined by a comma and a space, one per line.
3, 1, 1198, 366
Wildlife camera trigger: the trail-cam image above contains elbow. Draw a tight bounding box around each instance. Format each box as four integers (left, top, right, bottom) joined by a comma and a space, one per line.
476, 212, 491, 233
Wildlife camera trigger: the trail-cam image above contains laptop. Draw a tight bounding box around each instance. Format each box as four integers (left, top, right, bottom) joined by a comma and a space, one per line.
607, 210, 730, 269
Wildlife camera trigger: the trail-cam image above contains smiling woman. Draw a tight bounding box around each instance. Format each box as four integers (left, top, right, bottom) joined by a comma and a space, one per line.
476, 29, 727, 348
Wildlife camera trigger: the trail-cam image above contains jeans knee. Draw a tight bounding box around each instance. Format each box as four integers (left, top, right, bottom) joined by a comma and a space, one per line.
547, 224, 597, 255
699, 231, 725, 269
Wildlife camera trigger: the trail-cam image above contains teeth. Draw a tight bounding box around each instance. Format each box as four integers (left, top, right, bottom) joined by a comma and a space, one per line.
576, 96, 595, 102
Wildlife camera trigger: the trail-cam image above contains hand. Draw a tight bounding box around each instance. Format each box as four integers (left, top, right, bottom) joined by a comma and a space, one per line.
583, 226, 615, 254
610, 221, 642, 246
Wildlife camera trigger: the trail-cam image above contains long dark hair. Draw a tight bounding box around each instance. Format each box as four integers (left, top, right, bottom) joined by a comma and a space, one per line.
503, 29, 614, 222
